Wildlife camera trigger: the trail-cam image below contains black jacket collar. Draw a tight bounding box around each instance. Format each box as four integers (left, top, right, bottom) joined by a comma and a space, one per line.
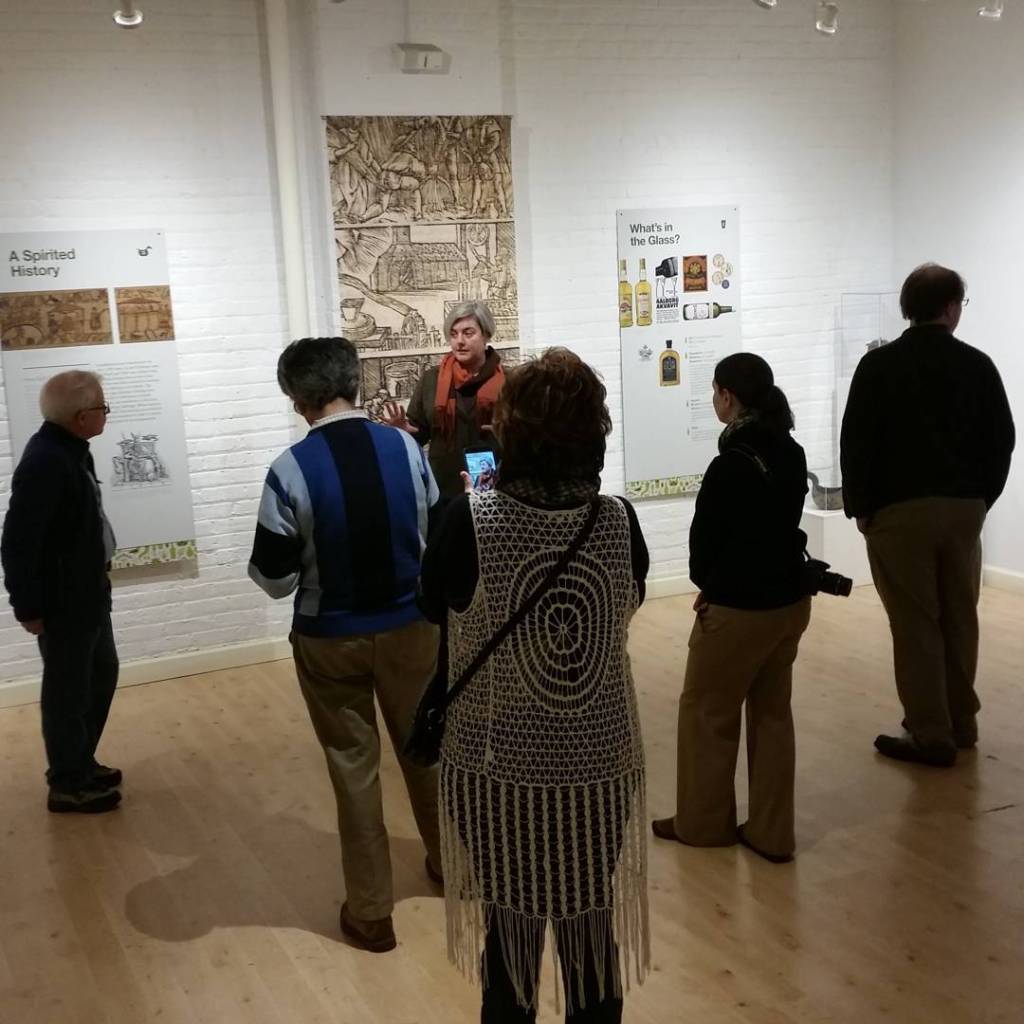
900, 323, 956, 344
38, 420, 90, 457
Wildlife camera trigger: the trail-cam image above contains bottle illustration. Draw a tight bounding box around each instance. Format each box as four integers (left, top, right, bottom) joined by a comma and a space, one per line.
682, 302, 734, 321
659, 340, 680, 387
636, 258, 652, 326
618, 259, 633, 328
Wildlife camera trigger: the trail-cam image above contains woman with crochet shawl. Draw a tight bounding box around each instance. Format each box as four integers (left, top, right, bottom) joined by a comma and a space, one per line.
420, 349, 650, 1022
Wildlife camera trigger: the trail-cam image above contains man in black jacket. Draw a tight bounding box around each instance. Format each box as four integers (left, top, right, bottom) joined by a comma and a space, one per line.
841, 264, 1015, 767
1, 371, 121, 812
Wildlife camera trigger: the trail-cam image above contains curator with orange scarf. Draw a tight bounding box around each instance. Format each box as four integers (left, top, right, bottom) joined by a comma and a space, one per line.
384, 300, 505, 499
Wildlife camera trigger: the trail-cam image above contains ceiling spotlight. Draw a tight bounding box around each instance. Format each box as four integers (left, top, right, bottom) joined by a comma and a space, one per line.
977, 1, 1003, 17
753, 0, 778, 8
815, 1, 839, 34
113, 2, 143, 28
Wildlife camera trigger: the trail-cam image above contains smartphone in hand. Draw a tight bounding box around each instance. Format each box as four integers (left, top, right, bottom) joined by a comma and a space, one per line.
463, 446, 498, 492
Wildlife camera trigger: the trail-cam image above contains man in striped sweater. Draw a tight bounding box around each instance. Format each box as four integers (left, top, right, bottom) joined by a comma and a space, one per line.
249, 337, 442, 953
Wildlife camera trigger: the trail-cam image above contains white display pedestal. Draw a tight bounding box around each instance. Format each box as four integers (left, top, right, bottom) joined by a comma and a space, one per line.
800, 507, 873, 587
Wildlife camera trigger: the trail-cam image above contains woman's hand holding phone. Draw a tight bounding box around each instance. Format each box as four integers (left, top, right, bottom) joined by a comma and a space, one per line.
463, 446, 498, 493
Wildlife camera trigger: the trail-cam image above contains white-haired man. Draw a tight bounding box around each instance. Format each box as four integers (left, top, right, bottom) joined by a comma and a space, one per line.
1, 370, 121, 813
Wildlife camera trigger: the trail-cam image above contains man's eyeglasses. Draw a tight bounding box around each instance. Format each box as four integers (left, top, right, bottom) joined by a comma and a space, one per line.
962, 297, 971, 307
82, 403, 111, 415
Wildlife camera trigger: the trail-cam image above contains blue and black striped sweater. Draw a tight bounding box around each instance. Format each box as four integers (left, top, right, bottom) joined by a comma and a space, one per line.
248, 411, 439, 637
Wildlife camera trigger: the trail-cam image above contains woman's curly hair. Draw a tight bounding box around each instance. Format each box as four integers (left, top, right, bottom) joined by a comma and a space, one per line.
493, 347, 612, 485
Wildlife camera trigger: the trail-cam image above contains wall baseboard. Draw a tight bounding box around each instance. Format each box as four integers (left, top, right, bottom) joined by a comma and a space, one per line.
0, 636, 293, 710
646, 575, 696, 600
982, 565, 1024, 594
6, 567, 1011, 710
0, 583, 701, 710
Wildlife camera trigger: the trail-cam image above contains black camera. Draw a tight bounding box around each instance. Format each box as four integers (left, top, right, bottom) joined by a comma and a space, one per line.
802, 557, 853, 598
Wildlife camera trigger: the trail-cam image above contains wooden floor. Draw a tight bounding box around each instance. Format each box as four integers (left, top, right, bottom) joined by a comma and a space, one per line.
1, 586, 1022, 1024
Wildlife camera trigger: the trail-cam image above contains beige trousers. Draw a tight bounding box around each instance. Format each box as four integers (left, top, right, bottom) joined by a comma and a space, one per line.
675, 598, 811, 859
864, 496, 986, 751
291, 618, 441, 921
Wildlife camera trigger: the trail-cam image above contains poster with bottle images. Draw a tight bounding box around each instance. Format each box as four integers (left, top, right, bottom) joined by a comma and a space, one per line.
0, 230, 197, 570
616, 206, 740, 499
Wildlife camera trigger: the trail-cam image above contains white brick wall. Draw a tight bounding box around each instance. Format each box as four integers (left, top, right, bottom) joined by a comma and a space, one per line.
894, 0, 1024, 575
0, 0, 898, 682
0, 0, 295, 682
315, 0, 897, 579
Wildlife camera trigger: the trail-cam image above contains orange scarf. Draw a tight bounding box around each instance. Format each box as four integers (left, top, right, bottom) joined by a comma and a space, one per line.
433, 349, 505, 439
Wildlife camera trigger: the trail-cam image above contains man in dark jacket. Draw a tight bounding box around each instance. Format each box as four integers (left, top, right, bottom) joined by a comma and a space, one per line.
1, 371, 121, 812
841, 264, 1015, 767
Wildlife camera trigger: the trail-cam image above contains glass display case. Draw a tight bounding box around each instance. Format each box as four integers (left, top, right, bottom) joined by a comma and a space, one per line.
804, 291, 902, 510
838, 291, 903, 378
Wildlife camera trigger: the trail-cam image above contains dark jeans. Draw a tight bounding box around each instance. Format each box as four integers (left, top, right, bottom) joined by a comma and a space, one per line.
38, 613, 119, 790
481, 915, 623, 1024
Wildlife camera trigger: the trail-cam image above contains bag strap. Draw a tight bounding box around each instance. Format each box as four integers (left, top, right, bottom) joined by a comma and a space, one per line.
440, 497, 602, 712
728, 442, 814, 563
725, 442, 772, 481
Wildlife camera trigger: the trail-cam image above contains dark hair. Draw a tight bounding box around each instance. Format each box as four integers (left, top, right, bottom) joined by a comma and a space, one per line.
714, 352, 794, 434
277, 337, 361, 411
492, 347, 612, 485
899, 263, 965, 323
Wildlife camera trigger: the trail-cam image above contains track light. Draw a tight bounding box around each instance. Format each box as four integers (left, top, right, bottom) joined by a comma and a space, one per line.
752, 0, 778, 8
977, 1, 1003, 17
113, 2, 143, 28
815, 1, 839, 34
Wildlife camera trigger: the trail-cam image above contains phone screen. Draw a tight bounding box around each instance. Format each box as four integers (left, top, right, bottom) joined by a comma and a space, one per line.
464, 449, 498, 492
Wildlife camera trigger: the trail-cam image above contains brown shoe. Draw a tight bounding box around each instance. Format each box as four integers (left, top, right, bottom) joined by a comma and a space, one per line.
339, 902, 396, 953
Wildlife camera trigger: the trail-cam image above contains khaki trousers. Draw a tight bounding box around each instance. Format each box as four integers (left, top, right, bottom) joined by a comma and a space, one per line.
864, 496, 986, 752
291, 618, 441, 921
675, 598, 811, 859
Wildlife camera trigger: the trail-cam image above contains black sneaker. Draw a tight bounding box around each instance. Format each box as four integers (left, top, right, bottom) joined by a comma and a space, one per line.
91, 763, 123, 787
47, 784, 122, 814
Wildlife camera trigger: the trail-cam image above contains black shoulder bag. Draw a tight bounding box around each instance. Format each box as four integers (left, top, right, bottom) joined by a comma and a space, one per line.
404, 498, 601, 768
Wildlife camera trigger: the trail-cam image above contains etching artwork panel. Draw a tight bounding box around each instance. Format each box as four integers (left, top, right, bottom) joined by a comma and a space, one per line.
111, 431, 171, 488
115, 285, 175, 342
325, 115, 519, 413
0, 288, 112, 349
326, 115, 513, 226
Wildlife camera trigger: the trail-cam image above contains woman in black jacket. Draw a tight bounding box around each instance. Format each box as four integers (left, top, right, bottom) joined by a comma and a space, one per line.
652, 353, 811, 863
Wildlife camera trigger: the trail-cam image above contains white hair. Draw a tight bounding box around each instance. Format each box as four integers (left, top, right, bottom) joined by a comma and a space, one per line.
39, 370, 103, 426
444, 300, 495, 341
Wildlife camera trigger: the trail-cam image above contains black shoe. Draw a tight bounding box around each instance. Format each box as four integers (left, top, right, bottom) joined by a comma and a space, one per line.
651, 817, 683, 843
652, 817, 736, 847
48, 784, 121, 814
901, 717, 976, 751
736, 824, 794, 864
91, 763, 123, 787
425, 856, 444, 888
339, 902, 397, 953
953, 724, 978, 750
874, 734, 956, 768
